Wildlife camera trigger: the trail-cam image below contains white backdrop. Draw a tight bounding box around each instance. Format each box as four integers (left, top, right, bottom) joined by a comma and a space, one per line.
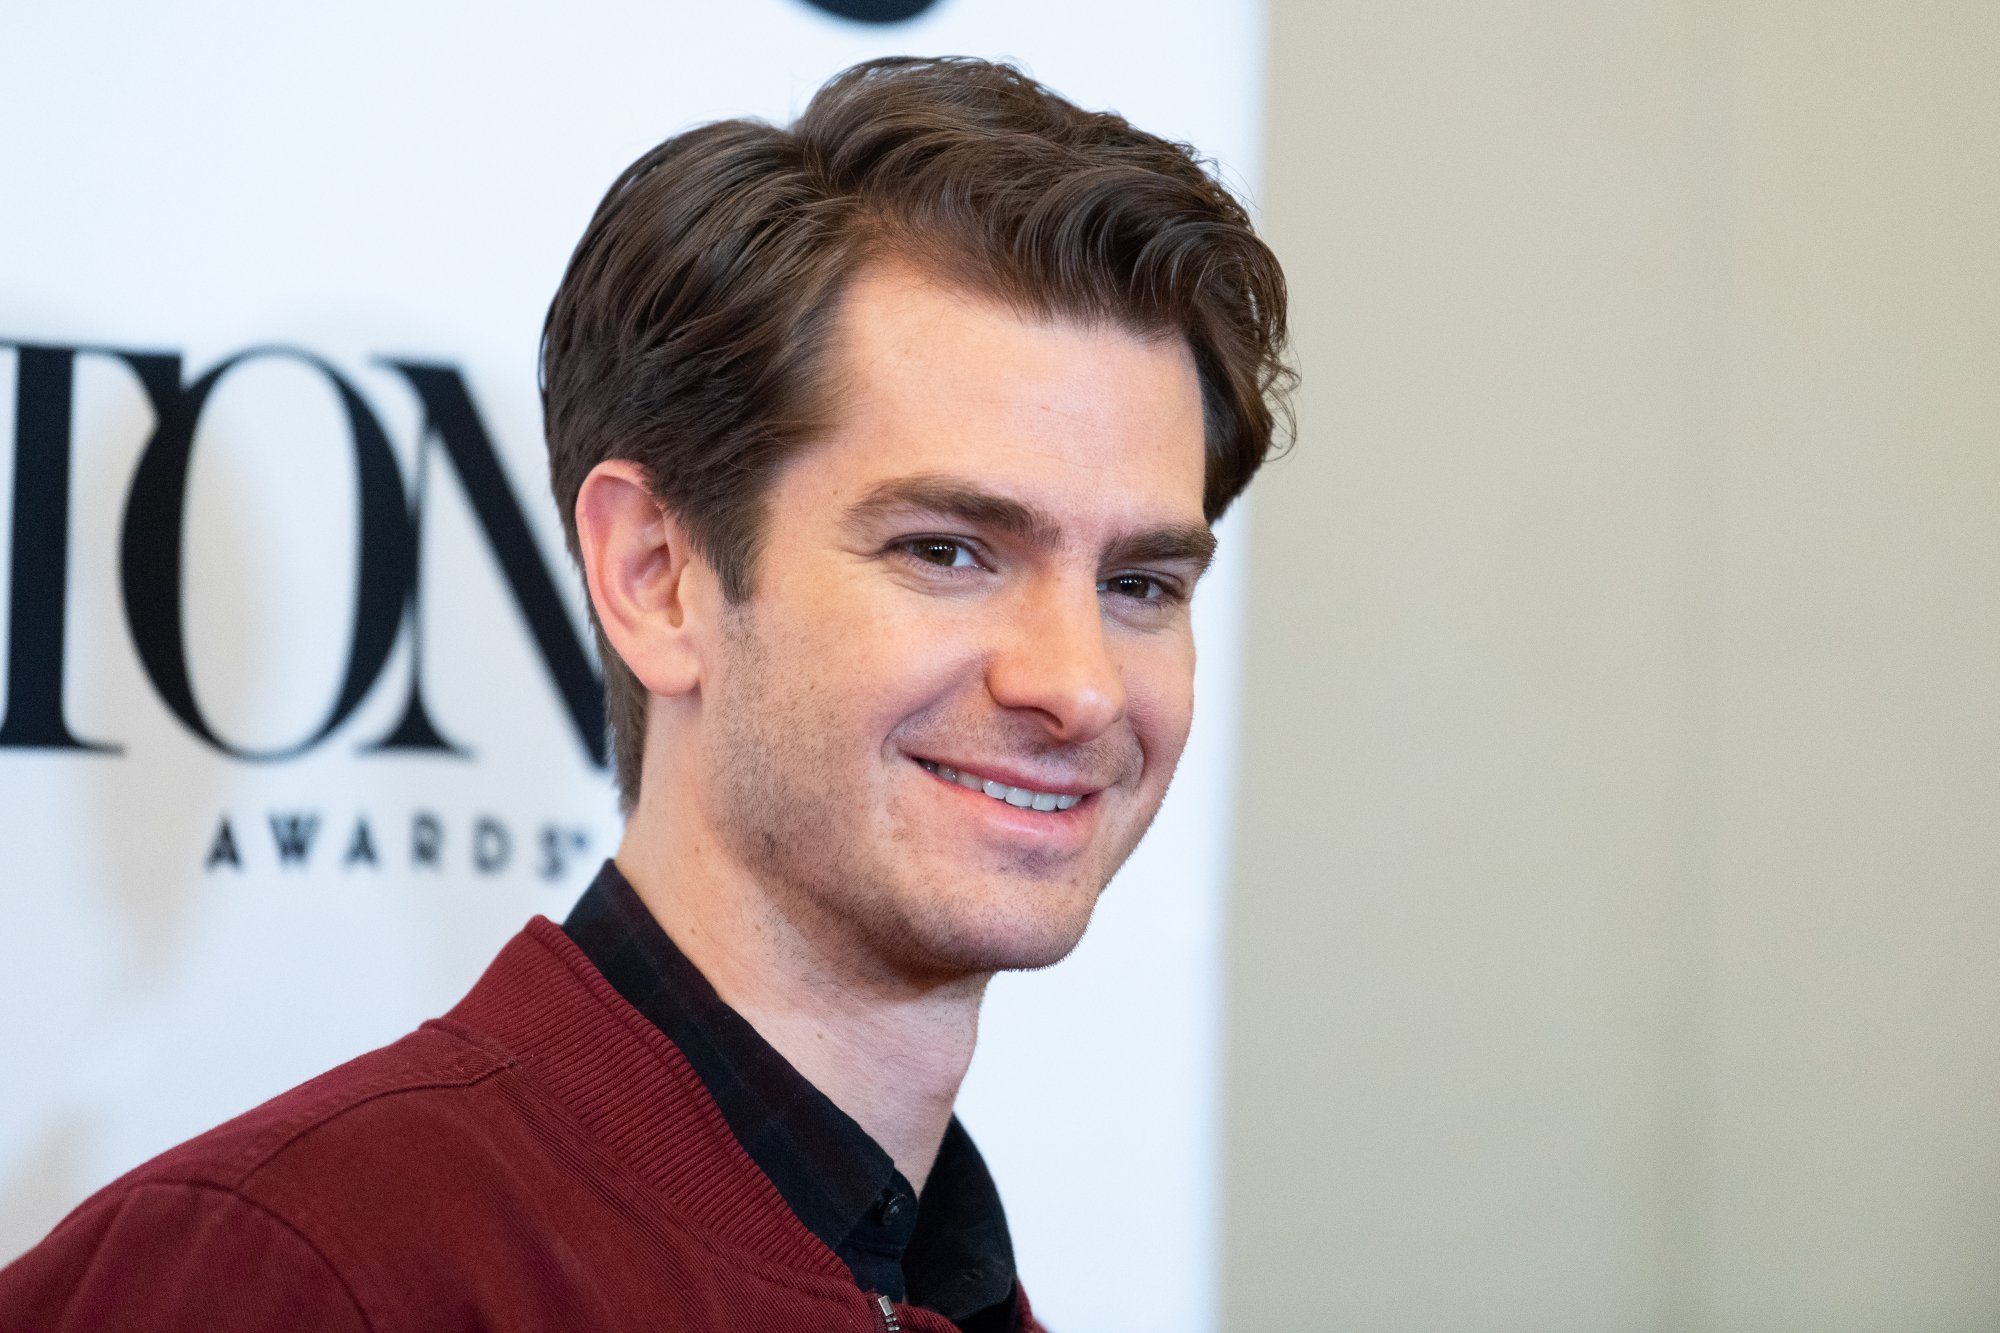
0, 3, 1264, 1328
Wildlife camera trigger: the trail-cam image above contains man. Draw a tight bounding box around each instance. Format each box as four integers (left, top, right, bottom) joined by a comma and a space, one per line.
0, 56, 1289, 1332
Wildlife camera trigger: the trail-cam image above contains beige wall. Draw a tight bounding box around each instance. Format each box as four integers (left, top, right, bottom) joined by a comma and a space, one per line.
1226, 4, 2000, 1330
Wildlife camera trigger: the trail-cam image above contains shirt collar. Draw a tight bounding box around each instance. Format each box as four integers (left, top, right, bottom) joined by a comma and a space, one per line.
563, 860, 1018, 1326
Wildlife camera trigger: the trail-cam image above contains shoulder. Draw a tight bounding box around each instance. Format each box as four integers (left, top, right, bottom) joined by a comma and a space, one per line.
0, 921, 774, 1330
69, 1020, 512, 1205
90, 920, 607, 1211
0, 1176, 373, 1331
146, 1022, 515, 1195
0, 1024, 511, 1332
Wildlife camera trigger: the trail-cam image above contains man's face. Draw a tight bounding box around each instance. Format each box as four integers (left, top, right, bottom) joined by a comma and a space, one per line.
695, 261, 1212, 983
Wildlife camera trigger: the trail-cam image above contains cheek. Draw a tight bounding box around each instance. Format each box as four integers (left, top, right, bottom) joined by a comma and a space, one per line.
1122, 638, 1198, 774
770, 578, 987, 737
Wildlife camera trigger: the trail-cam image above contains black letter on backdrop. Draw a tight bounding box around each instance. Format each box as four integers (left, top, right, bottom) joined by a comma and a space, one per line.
377, 362, 606, 768
411, 811, 443, 868
797, 0, 941, 22
269, 811, 322, 865
344, 817, 380, 868
0, 344, 118, 751
358, 386, 464, 758
472, 815, 511, 874
204, 816, 242, 870
119, 348, 417, 759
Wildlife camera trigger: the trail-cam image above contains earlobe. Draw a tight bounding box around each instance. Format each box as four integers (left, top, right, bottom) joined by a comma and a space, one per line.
575, 460, 705, 699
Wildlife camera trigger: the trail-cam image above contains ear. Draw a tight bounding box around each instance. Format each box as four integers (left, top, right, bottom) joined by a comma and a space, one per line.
575, 460, 711, 699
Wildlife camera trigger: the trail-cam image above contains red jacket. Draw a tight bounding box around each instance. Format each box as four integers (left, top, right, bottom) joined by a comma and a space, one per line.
0, 919, 1040, 1332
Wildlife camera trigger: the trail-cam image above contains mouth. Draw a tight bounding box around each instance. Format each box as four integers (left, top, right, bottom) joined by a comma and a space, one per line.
914, 758, 1086, 813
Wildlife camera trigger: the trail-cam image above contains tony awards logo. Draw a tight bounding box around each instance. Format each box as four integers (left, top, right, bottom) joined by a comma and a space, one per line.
0, 340, 607, 879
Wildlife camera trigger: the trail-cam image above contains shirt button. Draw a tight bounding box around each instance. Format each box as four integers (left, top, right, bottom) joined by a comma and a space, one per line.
877, 1192, 909, 1224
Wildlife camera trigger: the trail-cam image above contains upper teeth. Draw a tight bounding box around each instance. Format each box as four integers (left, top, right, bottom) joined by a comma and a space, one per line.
918, 760, 1082, 812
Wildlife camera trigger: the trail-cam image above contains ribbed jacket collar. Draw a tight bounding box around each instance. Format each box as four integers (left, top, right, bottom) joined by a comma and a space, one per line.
441, 917, 854, 1282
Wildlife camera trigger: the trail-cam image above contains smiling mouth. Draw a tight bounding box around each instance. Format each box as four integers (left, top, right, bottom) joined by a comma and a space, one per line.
915, 759, 1085, 812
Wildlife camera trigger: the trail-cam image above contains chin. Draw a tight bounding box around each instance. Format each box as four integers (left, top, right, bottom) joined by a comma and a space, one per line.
885, 874, 1105, 978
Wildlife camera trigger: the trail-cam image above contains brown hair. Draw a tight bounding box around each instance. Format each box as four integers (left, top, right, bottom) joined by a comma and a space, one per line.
542, 56, 1293, 810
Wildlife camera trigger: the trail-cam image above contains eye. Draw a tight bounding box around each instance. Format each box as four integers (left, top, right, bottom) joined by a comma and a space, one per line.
1098, 572, 1171, 602
900, 537, 980, 569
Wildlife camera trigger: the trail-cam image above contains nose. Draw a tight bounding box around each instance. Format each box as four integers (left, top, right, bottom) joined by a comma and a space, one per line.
985, 575, 1127, 744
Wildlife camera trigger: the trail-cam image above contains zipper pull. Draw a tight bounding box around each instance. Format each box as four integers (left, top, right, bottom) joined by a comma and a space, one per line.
873, 1292, 902, 1332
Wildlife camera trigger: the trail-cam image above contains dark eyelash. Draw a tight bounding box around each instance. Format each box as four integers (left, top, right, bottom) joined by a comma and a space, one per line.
1100, 573, 1184, 604
895, 536, 982, 568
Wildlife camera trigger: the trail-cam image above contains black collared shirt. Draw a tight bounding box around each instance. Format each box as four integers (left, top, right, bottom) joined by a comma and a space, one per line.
564, 862, 1020, 1332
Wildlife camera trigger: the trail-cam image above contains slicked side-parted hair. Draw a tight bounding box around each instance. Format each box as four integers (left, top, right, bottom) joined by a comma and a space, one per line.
542, 56, 1293, 812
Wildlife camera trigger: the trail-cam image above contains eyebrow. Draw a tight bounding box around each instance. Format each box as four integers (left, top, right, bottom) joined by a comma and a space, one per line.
1105, 523, 1218, 576
843, 473, 1218, 577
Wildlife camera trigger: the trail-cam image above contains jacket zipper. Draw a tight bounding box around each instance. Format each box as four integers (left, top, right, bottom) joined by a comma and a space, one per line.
873, 1292, 902, 1332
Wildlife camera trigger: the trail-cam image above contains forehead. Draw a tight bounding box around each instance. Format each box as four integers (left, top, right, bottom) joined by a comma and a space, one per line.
793, 260, 1208, 534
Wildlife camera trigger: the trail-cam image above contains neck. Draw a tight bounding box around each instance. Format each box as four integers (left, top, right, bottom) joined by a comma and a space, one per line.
615, 797, 988, 1193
